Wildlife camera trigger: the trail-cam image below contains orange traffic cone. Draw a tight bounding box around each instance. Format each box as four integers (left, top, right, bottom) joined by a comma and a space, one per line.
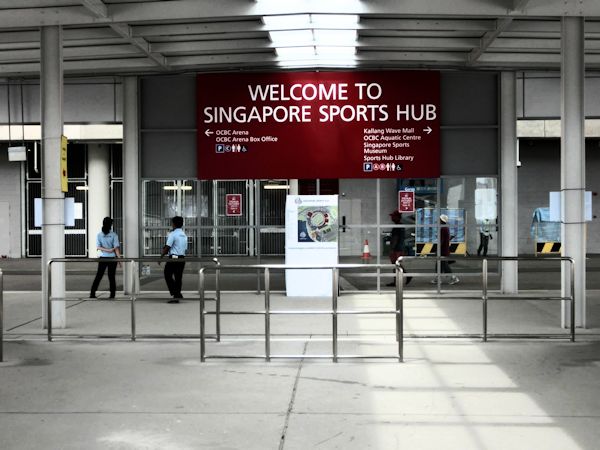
361, 239, 372, 260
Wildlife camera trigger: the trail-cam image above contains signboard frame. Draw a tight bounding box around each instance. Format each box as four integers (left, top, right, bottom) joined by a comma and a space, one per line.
225, 193, 243, 217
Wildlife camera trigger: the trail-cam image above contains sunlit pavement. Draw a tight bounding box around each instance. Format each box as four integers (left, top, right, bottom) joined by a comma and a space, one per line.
1, 289, 599, 450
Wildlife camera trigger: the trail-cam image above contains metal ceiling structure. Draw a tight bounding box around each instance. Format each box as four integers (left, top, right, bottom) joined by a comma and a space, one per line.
0, 0, 599, 76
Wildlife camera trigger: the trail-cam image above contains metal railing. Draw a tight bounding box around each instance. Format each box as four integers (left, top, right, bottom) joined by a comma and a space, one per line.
41, 255, 576, 362
46, 257, 222, 342
199, 263, 405, 363
198, 256, 576, 361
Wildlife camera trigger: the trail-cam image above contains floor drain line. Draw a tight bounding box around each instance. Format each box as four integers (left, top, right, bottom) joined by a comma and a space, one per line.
278, 339, 308, 450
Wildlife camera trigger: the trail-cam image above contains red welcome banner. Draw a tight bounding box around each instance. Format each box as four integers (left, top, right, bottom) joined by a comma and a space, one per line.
197, 71, 440, 180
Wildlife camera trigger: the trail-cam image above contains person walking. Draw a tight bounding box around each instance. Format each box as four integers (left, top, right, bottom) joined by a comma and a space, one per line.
90, 217, 121, 299
432, 214, 459, 285
477, 219, 492, 257
387, 210, 412, 287
161, 216, 188, 303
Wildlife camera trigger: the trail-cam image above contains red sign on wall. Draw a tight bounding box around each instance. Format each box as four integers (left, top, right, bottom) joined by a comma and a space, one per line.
197, 71, 440, 180
226, 194, 242, 217
398, 190, 415, 213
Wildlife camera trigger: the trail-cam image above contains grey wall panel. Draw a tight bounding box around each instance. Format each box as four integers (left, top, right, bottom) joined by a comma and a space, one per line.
517, 138, 600, 254
517, 76, 524, 119
114, 82, 123, 123
523, 77, 560, 118
140, 75, 196, 130
521, 73, 600, 119
441, 128, 498, 176
440, 72, 498, 126
64, 83, 116, 123
141, 131, 197, 178
0, 144, 23, 257
0, 80, 121, 124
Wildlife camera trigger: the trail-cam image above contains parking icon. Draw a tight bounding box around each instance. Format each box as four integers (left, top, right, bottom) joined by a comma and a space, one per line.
215, 144, 224, 153
363, 162, 373, 172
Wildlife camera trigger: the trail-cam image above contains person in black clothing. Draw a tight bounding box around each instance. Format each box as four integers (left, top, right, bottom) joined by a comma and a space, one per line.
387, 210, 412, 287
432, 214, 459, 284
477, 219, 492, 257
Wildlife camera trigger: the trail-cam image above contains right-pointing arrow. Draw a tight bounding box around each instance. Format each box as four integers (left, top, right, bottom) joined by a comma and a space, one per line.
424, 126, 432, 135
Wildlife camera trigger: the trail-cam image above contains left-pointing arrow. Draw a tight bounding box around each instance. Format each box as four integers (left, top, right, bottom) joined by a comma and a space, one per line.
205, 129, 214, 137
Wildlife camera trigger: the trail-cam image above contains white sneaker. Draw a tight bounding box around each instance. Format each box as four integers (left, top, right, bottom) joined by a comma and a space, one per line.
449, 276, 460, 285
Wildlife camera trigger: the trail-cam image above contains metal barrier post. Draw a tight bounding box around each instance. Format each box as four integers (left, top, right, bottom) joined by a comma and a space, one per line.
199, 268, 206, 362
482, 258, 488, 342
395, 263, 404, 363
570, 259, 576, 342
256, 268, 261, 295
264, 267, 271, 362
0, 269, 3, 362
47, 261, 52, 342
214, 259, 221, 342
332, 268, 339, 363
130, 261, 137, 342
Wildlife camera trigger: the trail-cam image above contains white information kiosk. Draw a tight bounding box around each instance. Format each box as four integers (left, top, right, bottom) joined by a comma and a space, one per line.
285, 195, 339, 297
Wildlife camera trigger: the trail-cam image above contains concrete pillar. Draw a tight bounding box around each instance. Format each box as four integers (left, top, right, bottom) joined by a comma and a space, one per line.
40, 26, 65, 328
500, 71, 518, 294
123, 77, 139, 294
561, 17, 586, 327
87, 144, 110, 256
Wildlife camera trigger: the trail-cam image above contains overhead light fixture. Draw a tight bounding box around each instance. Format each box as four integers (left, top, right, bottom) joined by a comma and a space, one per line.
265, 14, 359, 66
311, 14, 359, 28
75, 186, 89, 191
313, 29, 357, 45
163, 185, 193, 191
276, 46, 315, 58
269, 29, 313, 46
264, 184, 290, 190
263, 14, 310, 29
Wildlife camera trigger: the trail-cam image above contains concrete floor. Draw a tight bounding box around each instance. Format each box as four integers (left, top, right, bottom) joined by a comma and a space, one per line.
1, 283, 600, 449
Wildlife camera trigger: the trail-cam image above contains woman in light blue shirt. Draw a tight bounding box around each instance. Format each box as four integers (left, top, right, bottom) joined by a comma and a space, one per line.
90, 217, 121, 298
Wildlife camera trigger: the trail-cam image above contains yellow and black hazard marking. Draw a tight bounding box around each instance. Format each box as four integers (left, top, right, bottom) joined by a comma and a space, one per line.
417, 243, 437, 255
417, 242, 467, 256
450, 242, 467, 255
536, 242, 562, 254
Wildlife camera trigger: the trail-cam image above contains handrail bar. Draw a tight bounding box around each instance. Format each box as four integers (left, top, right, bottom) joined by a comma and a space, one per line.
199, 265, 405, 363
44, 255, 576, 360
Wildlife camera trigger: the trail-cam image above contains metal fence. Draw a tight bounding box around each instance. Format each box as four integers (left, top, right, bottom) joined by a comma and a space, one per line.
40, 256, 576, 362
46, 257, 221, 342
199, 263, 404, 362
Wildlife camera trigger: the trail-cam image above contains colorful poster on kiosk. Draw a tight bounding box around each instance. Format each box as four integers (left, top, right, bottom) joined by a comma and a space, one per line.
285, 195, 339, 297
197, 71, 440, 180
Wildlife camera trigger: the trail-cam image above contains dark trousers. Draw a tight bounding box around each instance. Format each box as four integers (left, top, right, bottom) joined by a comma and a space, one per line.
477, 233, 490, 256
90, 258, 117, 296
435, 260, 452, 274
164, 258, 185, 296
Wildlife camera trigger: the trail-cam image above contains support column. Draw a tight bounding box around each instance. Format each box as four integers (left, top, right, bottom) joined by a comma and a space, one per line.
123, 77, 139, 294
40, 26, 65, 328
87, 144, 110, 256
500, 71, 518, 294
561, 17, 586, 328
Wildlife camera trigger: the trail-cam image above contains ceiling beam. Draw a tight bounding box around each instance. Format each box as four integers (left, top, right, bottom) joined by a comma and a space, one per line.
0, 1, 600, 30
79, 0, 169, 69
467, 17, 514, 65
81, 0, 108, 18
